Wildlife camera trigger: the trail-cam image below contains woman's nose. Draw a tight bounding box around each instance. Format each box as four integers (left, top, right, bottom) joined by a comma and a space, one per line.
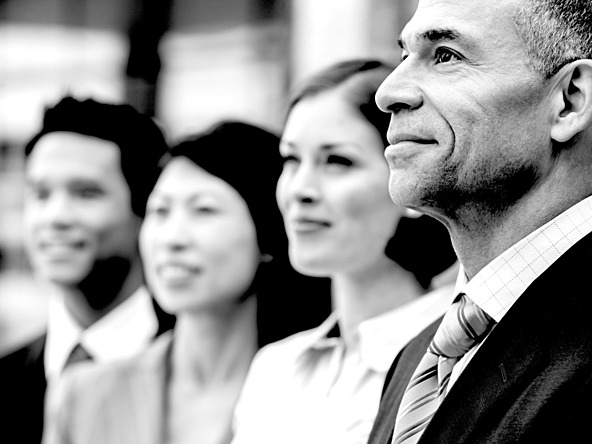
158, 211, 192, 251
285, 161, 321, 204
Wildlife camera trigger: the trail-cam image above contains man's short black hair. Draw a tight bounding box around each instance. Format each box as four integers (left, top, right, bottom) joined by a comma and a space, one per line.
25, 96, 168, 217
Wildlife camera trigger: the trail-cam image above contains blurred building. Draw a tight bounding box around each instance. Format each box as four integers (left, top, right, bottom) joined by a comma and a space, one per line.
0, 0, 418, 353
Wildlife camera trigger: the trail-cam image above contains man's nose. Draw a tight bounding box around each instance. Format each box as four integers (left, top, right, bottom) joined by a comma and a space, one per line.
43, 192, 77, 228
376, 60, 424, 114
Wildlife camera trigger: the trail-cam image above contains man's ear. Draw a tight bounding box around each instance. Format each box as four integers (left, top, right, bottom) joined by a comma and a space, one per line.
551, 60, 592, 143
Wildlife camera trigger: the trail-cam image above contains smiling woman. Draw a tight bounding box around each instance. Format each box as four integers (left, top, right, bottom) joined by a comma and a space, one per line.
42, 120, 331, 444
231, 59, 457, 444
141, 156, 261, 314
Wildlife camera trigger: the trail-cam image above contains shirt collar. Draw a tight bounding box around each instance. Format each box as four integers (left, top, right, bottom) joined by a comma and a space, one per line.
45, 286, 158, 381
305, 312, 342, 351
297, 283, 455, 373
460, 195, 592, 322
358, 283, 455, 372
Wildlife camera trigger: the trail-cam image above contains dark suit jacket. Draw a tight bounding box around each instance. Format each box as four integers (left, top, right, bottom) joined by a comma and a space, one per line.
0, 335, 46, 444
0, 294, 174, 444
368, 230, 592, 444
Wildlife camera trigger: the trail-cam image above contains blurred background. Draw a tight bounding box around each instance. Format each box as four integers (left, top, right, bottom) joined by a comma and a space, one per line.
0, 0, 418, 355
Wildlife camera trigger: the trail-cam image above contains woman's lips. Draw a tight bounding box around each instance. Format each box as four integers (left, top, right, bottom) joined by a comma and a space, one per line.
157, 263, 201, 282
289, 218, 331, 234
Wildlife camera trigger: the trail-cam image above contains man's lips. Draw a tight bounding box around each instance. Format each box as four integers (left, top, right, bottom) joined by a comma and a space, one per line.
38, 239, 86, 254
387, 133, 438, 146
384, 133, 439, 165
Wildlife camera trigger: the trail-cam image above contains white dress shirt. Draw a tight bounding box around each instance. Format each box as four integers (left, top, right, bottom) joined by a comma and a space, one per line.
44, 285, 158, 384
231, 283, 455, 444
448, 195, 592, 390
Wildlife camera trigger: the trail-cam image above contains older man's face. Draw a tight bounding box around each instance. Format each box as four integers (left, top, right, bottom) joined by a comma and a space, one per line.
376, 0, 556, 221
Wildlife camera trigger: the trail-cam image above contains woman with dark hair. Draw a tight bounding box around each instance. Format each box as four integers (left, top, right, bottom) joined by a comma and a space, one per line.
231, 60, 458, 444
42, 121, 330, 444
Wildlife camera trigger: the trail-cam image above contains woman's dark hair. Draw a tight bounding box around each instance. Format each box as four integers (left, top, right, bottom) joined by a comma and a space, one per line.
24, 96, 168, 218
285, 59, 457, 289
161, 121, 285, 260
160, 121, 331, 346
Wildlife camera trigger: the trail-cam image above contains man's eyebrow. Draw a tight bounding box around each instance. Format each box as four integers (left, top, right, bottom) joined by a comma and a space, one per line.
421, 28, 462, 43
398, 28, 463, 49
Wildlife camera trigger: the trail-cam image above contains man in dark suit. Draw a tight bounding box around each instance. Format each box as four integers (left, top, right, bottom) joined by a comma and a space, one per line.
0, 97, 174, 444
369, 0, 592, 443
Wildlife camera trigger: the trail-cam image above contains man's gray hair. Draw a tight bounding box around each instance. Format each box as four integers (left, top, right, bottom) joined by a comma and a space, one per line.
514, 0, 592, 78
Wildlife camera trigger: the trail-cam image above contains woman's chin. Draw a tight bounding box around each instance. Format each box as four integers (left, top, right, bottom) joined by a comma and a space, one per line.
290, 256, 334, 278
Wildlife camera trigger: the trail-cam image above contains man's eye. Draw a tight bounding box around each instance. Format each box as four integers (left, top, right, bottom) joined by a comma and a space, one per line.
75, 188, 103, 199
435, 48, 461, 64
30, 188, 50, 201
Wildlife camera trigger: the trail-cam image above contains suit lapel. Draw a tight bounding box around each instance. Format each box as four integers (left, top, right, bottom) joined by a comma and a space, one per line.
421, 307, 546, 444
369, 317, 443, 444
419, 230, 592, 444
117, 333, 172, 444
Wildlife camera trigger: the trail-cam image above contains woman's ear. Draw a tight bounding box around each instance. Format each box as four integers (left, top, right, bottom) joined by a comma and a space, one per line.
551, 60, 592, 144
260, 253, 273, 263
402, 208, 422, 219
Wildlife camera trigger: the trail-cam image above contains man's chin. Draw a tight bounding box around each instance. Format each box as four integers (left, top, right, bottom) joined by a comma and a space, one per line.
388, 180, 419, 208
36, 261, 91, 287
45, 274, 88, 288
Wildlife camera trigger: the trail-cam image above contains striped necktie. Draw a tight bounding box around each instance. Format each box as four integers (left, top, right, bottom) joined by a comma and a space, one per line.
391, 293, 494, 444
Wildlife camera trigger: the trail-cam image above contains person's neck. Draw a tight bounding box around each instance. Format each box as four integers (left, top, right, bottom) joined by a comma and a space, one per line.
58, 257, 144, 329
447, 170, 592, 280
331, 259, 424, 348
171, 296, 258, 387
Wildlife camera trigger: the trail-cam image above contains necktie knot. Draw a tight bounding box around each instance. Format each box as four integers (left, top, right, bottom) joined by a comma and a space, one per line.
391, 293, 495, 444
429, 293, 493, 359
63, 342, 93, 370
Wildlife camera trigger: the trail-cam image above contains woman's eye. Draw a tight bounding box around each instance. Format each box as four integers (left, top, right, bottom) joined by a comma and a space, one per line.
280, 154, 299, 165
326, 155, 353, 168
146, 206, 168, 217
434, 48, 461, 64
193, 206, 216, 215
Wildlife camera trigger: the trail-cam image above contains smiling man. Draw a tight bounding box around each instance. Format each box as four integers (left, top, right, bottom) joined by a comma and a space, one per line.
0, 96, 173, 444
368, 1, 592, 443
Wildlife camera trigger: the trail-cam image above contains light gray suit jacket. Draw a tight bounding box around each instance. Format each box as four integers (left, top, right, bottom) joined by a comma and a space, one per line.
43, 332, 173, 444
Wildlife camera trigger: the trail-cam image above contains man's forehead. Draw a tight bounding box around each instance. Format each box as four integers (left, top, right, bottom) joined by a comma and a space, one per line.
30, 132, 122, 164
400, 0, 517, 48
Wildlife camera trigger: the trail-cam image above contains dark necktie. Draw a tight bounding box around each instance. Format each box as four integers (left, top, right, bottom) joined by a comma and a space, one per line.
391, 293, 494, 444
63, 342, 93, 370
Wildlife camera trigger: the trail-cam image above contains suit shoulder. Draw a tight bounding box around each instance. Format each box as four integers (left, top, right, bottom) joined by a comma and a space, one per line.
0, 332, 46, 372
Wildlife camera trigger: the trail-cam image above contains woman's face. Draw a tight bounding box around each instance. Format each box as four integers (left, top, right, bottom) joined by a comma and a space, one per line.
140, 157, 260, 314
277, 87, 402, 277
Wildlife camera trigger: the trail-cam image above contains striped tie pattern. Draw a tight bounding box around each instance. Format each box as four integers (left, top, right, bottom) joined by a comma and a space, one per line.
391, 293, 494, 444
